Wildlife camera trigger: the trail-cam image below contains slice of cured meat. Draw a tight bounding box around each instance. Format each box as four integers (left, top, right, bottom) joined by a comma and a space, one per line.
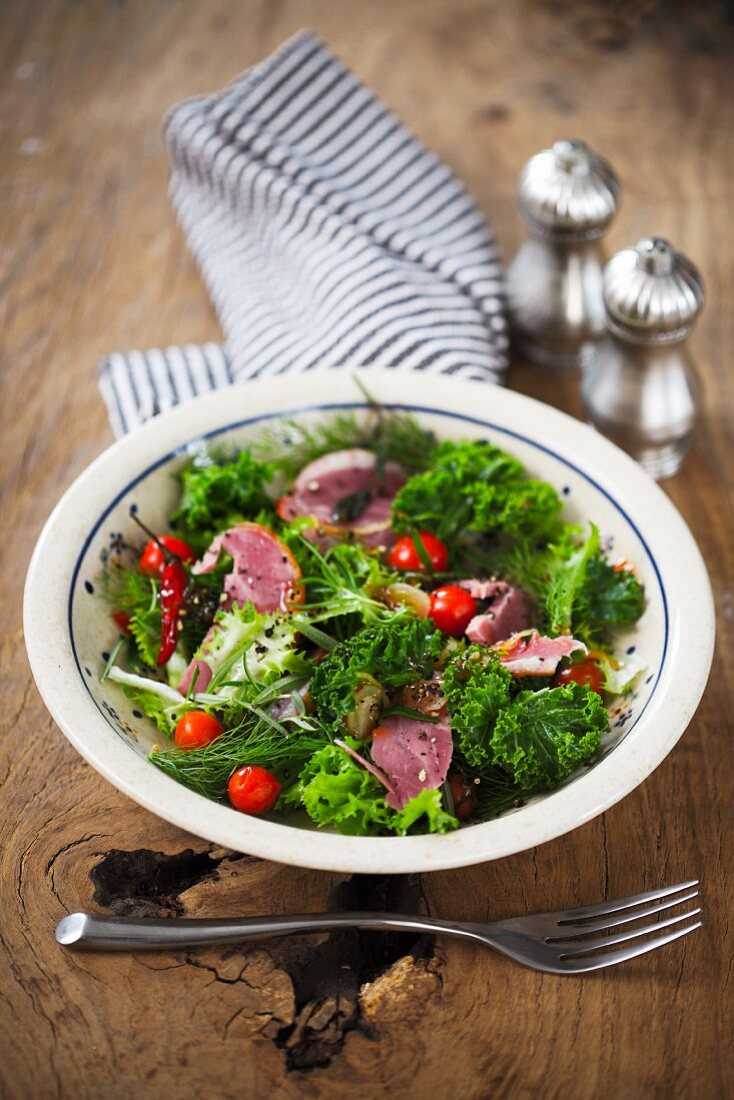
370, 708, 453, 811
192, 522, 304, 613
458, 579, 530, 646
493, 630, 587, 677
177, 524, 303, 696
276, 448, 405, 547
177, 656, 213, 696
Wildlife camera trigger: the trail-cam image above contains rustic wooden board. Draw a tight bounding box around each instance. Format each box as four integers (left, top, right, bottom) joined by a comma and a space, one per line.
2, 1, 733, 1097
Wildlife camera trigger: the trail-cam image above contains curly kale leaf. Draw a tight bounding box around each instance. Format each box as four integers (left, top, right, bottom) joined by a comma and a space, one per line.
283, 743, 457, 836
310, 618, 443, 728
573, 556, 646, 647
442, 648, 513, 768
391, 440, 562, 546
490, 682, 608, 790
171, 448, 274, 552
470, 478, 563, 540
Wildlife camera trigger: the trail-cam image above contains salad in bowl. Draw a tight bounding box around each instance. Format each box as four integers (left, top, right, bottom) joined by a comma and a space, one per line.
98, 397, 647, 838
24, 371, 714, 872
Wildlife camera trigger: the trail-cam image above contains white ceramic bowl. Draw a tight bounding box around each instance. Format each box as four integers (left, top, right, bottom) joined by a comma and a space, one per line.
24, 371, 714, 873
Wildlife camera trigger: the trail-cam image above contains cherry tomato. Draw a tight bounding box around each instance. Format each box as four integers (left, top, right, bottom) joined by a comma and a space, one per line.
448, 772, 477, 822
139, 535, 196, 576
428, 585, 477, 636
228, 765, 281, 815
112, 610, 131, 635
388, 532, 450, 573
553, 658, 605, 694
174, 711, 225, 750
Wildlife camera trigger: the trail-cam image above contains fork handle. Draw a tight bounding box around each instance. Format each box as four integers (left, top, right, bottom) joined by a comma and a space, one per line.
56, 911, 488, 951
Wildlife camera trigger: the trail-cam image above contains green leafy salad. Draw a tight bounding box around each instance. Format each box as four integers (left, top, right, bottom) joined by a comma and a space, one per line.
100, 402, 646, 836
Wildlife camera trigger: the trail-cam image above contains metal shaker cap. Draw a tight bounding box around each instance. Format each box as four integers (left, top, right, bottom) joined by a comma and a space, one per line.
603, 237, 705, 343
517, 139, 619, 241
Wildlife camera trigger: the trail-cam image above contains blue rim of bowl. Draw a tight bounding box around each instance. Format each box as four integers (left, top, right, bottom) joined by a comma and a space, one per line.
69, 402, 669, 756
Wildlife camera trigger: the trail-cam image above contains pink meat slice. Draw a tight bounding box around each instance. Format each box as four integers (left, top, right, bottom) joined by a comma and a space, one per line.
177, 656, 213, 696
458, 579, 530, 646
176, 621, 223, 695
370, 709, 453, 811
177, 524, 301, 695
493, 631, 587, 677
192, 523, 302, 613
277, 448, 405, 545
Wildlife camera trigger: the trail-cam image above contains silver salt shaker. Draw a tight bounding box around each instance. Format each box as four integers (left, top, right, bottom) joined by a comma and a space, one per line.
507, 139, 619, 368
581, 237, 705, 479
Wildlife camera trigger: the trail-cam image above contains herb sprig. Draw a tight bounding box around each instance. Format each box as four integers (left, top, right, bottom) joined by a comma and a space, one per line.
251, 390, 437, 478
151, 677, 331, 799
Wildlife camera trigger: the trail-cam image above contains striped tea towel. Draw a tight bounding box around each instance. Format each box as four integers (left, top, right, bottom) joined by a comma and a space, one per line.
97, 30, 508, 437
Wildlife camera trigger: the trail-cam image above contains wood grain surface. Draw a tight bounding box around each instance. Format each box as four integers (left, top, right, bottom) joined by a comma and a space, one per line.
2, 2, 733, 1097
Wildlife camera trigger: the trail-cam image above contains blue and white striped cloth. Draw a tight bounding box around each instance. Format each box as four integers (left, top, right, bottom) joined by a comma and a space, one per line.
98, 31, 508, 437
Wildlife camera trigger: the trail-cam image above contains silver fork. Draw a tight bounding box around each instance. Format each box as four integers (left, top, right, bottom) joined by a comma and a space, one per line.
55, 880, 700, 975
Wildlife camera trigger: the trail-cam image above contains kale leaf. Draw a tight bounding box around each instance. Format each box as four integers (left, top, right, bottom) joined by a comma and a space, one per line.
490, 682, 609, 790
442, 647, 513, 768
171, 448, 274, 552
310, 618, 443, 728
391, 440, 562, 546
574, 556, 646, 647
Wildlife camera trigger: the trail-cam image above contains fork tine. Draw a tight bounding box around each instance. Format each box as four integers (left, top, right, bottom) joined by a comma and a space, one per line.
559, 919, 702, 972
546, 888, 699, 939
555, 907, 701, 957
552, 880, 699, 924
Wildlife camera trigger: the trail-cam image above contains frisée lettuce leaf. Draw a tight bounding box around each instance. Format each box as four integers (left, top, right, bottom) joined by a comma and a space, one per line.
106, 666, 188, 736
196, 602, 310, 699
283, 742, 458, 835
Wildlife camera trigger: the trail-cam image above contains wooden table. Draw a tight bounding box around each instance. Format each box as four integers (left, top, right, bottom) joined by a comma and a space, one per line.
3, 2, 732, 1097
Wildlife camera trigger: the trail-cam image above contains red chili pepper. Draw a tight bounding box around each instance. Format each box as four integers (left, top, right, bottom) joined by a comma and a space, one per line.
158, 556, 187, 666
129, 509, 189, 668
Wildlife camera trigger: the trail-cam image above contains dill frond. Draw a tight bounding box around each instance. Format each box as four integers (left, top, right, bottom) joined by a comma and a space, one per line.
251, 404, 437, 479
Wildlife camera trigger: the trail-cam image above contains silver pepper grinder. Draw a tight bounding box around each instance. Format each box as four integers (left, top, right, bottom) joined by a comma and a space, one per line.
581, 237, 704, 479
507, 139, 620, 368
